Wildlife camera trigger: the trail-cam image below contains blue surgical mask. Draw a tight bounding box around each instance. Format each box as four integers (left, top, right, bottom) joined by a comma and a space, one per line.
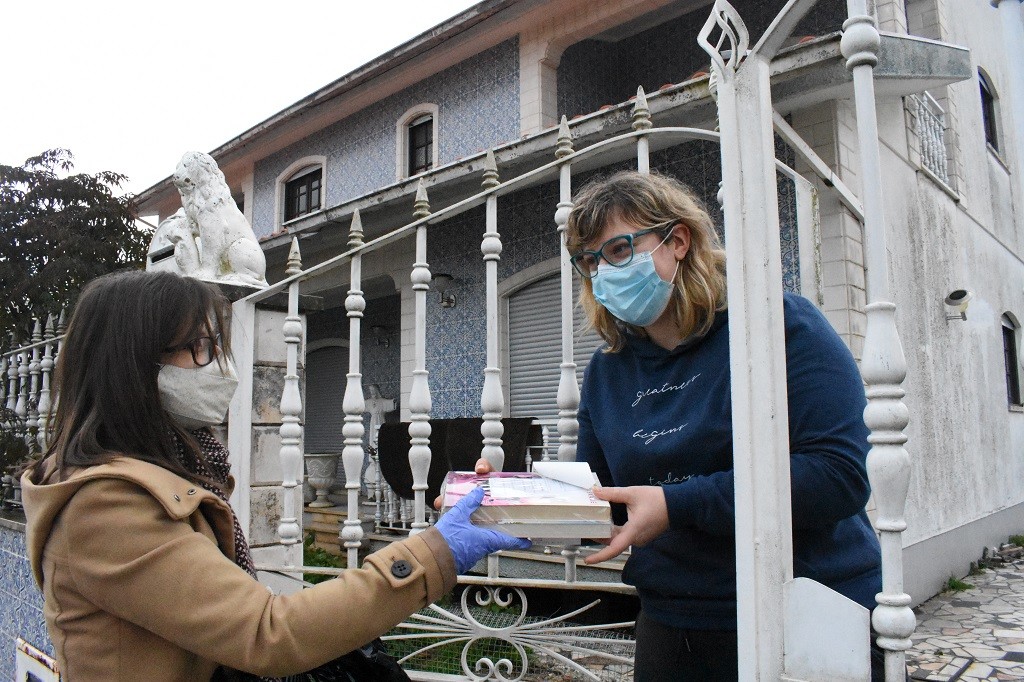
592, 234, 678, 327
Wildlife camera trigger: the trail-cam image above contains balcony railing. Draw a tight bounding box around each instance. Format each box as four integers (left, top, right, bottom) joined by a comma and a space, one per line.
910, 91, 950, 185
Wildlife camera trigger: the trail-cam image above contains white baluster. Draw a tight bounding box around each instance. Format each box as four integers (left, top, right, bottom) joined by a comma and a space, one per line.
37, 315, 55, 452
27, 319, 42, 453
6, 341, 18, 415
373, 450, 383, 531
52, 311, 66, 436
341, 210, 367, 567
408, 180, 433, 534
0, 354, 7, 416
55, 309, 67, 359
480, 150, 506, 472
843, 7, 916, 680
278, 238, 304, 568
387, 488, 397, 528
554, 117, 579, 463
633, 86, 652, 173
16, 351, 29, 441
553, 116, 581, 577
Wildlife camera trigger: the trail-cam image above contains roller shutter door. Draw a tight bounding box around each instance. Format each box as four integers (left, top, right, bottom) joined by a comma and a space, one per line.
508, 274, 603, 425
304, 346, 347, 454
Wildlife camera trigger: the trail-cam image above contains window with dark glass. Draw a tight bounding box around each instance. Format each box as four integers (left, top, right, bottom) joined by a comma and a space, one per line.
284, 168, 322, 221
980, 71, 999, 151
1003, 317, 1021, 406
408, 115, 433, 176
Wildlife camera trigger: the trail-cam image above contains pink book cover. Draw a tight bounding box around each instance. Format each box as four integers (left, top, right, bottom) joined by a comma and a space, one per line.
440, 471, 604, 508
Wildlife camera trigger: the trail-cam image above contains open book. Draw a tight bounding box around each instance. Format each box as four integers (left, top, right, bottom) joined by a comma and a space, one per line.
439, 461, 612, 539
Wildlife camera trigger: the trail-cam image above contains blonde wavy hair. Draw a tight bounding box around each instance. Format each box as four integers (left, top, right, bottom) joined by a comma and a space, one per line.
566, 171, 727, 352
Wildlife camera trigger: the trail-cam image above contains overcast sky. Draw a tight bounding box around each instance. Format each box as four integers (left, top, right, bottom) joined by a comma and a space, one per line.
0, 0, 476, 200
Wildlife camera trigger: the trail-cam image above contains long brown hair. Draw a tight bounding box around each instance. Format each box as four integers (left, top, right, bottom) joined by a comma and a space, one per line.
566, 171, 727, 351
27, 270, 231, 484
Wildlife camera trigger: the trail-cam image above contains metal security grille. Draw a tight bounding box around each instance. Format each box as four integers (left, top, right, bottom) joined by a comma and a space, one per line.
507, 273, 603, 425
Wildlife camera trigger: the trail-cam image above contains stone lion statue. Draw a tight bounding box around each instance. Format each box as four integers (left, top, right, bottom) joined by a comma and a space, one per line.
146, 151, 267, 287
147, 208, 200, 276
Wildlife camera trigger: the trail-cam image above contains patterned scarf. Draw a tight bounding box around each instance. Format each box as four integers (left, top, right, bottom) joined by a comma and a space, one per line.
173, 429, 276, 682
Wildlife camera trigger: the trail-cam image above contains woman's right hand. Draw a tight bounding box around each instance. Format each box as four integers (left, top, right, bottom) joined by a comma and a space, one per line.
434, 487, 531, 573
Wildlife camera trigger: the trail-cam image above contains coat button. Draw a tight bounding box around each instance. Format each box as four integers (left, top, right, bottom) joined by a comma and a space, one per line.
187, 489, 196, 495
391, 560, 412, 579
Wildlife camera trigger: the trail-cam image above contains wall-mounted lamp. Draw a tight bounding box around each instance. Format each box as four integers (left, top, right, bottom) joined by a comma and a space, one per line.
370, 324, 390, 347
944, 289, 973, 321
432, 273, 457, 308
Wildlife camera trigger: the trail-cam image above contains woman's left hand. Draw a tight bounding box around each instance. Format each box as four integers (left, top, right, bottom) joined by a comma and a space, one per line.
583, 485, 669, 565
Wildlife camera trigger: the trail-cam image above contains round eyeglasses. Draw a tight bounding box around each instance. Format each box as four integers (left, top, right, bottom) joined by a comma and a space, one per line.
163, 333, 222, 367
569, 221, 677, 279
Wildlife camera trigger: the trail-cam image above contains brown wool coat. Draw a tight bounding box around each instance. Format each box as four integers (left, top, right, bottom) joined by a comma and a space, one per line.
21, 457, 457, 681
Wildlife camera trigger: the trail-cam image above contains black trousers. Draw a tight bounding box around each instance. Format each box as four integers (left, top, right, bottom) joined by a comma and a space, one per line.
633, 611, 891, 681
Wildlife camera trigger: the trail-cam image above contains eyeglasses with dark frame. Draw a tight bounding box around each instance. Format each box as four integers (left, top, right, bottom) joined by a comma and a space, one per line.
569, 220, 678, 279
163, 334, 222, 367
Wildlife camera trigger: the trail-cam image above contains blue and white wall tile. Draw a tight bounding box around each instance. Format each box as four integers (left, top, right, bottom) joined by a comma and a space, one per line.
252, 39, 520, 237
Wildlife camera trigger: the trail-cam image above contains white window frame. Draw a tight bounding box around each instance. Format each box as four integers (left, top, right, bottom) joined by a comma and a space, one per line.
274, 155, 327, 232
396, 103, 439, 182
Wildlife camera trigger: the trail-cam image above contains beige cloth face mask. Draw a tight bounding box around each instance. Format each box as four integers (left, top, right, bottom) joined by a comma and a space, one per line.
158, 359, 239, 430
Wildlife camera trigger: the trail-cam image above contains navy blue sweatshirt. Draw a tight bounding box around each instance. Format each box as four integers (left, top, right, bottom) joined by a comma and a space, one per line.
577, 293, 882, 629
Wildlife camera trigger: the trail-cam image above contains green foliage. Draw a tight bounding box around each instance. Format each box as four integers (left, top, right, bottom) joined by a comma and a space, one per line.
968, 561, 985, 577
302, 533, 343, 585
0, 149, 149, 339
944, 575, 974, 593
1009, 535, 1024, 547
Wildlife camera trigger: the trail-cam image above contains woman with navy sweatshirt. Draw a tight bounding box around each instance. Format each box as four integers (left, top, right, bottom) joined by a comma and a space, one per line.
563, 171, 884, 681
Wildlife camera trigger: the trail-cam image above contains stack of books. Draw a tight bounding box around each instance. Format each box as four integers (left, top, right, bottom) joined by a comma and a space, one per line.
439, 461, 612, 539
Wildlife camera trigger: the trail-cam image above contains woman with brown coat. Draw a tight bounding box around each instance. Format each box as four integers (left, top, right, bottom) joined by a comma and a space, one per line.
22, 270, 527, 680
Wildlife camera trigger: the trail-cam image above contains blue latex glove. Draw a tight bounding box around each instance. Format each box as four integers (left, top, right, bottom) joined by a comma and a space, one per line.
434, 486, 532, 573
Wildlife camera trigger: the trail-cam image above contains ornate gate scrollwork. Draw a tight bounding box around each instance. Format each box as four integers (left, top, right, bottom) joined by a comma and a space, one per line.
386, 585, 635, 681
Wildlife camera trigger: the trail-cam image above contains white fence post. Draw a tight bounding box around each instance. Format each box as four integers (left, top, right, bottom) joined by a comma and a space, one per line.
341, 210, 367, 567
36, 316, 55, 452
554, 117, 579, 465
408, 181, 433, 534
700, 1, 794, 677
633, 86, 652, 173
480, 151, 506, 472
843, 5, 916, 679
27, 320, 41, 453
278, 238, 304, 568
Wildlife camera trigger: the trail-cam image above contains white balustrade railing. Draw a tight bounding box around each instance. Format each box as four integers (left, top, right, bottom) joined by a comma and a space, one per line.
1, 316, 65, 468
911, 91, 950, 184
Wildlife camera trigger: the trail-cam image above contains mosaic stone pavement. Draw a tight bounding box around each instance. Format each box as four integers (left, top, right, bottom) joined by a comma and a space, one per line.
907, 558, 1024, 681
